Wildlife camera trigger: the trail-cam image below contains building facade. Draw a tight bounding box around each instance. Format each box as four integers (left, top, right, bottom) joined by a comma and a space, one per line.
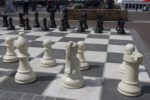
116, 0, 150, 10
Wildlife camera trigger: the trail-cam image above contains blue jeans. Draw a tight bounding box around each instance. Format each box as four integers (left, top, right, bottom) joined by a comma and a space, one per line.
5, 0, 14, 13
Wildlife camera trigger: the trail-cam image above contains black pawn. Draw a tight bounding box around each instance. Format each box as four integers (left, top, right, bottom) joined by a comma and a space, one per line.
83, 11, 88, 29
77, 17, 85, 33
8, 17, 15, 30
117, 18, 126, 34
116, 18, 122, 32
41, 18, 49, 31
2, 15, 9, 27
62, 6, 70, 28
59, 18, 67, 31
24, 18, 31, 30
49, 8, 57, 28
34, 11, 40, 28
19, 12, 25, 27
95, 14, 104, 33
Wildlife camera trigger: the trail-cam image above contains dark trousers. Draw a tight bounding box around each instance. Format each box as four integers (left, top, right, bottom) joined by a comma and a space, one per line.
23, 2, 29, 15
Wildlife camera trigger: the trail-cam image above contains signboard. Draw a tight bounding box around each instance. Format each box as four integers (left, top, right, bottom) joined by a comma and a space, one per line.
144, 0, 150, 2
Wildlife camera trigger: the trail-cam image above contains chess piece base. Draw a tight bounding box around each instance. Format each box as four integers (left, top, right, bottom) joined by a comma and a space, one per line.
118, 81, 141, 96
15, 71, 36, 84
95, 28, 103, 33
8, 27, 15, 30
40, 59, 56, 68
80, 62, 89, 71
59, 27, 67, 31
63, 75, 84, 89
77, 28, 85, 33
3, 55, 18, 63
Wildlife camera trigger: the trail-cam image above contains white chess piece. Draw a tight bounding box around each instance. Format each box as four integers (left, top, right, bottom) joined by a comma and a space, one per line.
63, 41, 84, 89
119, 44, 135, 73
77, 41, 89, 70
40, 40, 56, 68
117, 44, 143, 96
3, 36, 18, 62
15, 32, 36, 84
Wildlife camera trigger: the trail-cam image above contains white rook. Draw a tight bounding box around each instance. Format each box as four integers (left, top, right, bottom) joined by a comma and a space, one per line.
118, 44, 143, 96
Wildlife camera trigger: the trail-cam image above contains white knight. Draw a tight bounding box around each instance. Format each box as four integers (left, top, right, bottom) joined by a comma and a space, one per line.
77, 41, 89, 70
63, 41, 84, 89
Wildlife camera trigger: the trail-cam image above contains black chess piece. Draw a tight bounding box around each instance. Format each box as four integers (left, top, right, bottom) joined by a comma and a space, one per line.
116, 18, 122, 32
95, 14, 104, 33
77, 17, 85, 33
33, 11, 40, 28
2, 15, 9, 27
117, 18, 126, 34
24, 18, 31, 30
82, 11, 88, 29
8, 17, 15, 30
62, 6, 70, 28
48, 7, 57, 28
41, 18, 49, 31
19, 12, 25, 27
59, 18, 67, 31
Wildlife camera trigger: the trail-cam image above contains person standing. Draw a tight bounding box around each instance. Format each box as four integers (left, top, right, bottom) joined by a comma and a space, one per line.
22, 0, 29, 15
5, 0, 15, 13
55, 0, 60, 12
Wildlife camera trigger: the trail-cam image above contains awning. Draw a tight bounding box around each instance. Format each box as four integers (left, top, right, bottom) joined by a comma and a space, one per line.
144, 0, 150, 2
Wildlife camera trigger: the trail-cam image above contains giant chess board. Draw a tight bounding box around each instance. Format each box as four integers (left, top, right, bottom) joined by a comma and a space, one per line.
0, 26, 150, 100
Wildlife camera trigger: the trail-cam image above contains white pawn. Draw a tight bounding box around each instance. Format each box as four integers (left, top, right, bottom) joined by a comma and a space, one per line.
118, 44, 143, 96
63, 41, 84, 89
40, 40, 56, 68
119, 44, 135, 73
3, 36, 18, 63
15, 32, 36, 84
77, 41, 89, 70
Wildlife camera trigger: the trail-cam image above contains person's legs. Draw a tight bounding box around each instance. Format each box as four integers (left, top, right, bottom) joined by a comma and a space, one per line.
26, 2, 29, 15
23, 2, 26, 15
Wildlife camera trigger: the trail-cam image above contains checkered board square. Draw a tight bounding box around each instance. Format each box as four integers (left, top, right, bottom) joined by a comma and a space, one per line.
0, 26, 150, 100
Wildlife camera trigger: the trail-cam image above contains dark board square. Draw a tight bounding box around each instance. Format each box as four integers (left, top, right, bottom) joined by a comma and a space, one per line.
81, 62, 104, 77
109, 40, 134, 45
71, 30, 90, 34
0, 57, 19, 70
0, 39, 4, 44
12, 92, 25, 100
86, 43, 107, 51
101, 79, 150, 100
0, 91, 15, 100
29, 41, 43, 48
88, 34, 109, 39
59, 37, 85, 42
46, 32, 68, 37
0, 72, 57, 95
38, 49, 66, 59
21, 94, 35, 100
24, 36, 41, 41
107, 53, 123, 63
0, 46, 7, 55
111, 31, 131, 36
60, 62, 104, 77
33, 95, 45, 100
